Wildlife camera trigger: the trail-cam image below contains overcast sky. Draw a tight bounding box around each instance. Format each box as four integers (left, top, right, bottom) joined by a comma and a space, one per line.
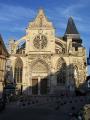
0, 0, 90, 72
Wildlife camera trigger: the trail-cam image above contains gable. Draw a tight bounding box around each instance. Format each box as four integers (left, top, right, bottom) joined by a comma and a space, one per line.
0, 36, 9, 57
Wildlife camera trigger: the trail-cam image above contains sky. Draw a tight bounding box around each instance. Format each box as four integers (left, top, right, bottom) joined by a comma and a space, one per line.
0, 0, 90, 72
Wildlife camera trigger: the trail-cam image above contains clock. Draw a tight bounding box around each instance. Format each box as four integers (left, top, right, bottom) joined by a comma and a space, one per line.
33, 34, 47, 49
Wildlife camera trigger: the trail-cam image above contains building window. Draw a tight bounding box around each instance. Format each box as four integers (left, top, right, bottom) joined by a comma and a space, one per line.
75, 47, 78, 51
14, 58, 23, 83
57, 58, 66, 85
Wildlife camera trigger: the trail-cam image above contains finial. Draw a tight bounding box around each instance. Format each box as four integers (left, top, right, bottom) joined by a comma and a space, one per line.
38, 8, 44, 15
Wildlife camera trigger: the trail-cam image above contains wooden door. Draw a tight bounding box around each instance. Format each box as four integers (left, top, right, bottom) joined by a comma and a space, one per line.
40, 78, 47, 95
32, 79, 38, 95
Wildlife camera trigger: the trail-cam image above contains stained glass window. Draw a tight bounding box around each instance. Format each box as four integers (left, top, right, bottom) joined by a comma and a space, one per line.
33, 34, 47, 49
14, 58, 23, 83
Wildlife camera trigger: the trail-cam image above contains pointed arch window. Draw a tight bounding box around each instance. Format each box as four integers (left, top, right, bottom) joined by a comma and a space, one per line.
57, 58, 66, 85
14, 58, 23, 83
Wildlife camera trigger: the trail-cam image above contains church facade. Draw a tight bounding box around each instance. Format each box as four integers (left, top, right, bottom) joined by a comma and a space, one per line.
8, 9, 87, 95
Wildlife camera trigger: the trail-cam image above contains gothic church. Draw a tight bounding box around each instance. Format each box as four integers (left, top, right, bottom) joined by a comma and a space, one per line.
8, 9, 87, 95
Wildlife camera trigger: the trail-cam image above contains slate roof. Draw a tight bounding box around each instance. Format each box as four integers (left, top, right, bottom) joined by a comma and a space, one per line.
0, 35, 9, 56
65, 17, 79, 35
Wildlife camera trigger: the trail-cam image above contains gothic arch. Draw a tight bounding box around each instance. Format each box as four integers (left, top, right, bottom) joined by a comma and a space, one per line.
57, 57, 66, 70
30, 59, 50, 95
56, 57, 66, 85
31, 59, 50, 74
14, 57, 23, 83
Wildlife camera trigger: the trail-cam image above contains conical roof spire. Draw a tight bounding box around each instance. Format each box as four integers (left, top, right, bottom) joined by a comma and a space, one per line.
65, 17, 79, 35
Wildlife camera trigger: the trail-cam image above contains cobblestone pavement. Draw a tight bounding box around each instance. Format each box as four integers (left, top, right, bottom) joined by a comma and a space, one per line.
0, 107, 70, 120
0, 95, 90, 120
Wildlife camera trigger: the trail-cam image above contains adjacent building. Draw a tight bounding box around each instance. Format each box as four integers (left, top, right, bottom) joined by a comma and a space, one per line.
8, 9, 87, 95
0, 35, 9, 98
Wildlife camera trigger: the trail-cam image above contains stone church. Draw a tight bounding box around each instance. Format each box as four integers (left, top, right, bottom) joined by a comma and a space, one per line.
7, 9, 87, 95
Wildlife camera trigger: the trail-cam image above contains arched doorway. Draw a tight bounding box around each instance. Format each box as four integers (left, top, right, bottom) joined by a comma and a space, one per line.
31, 60, 49, 95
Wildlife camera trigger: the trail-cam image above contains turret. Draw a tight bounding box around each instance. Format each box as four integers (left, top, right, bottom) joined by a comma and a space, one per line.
64, 17, 82, 52
64, 16, 80, 38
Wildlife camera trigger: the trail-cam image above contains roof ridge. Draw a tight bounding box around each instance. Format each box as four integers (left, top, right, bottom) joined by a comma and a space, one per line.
0, 34, 9, 56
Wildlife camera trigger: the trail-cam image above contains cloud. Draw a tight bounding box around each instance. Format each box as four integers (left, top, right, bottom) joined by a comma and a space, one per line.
0, 3, 37, 32
61, 4, 84, 18
46, 1, 90, 34
77, 23, 90, 33
0, 3, 36, 22
0, 2, 89, 36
